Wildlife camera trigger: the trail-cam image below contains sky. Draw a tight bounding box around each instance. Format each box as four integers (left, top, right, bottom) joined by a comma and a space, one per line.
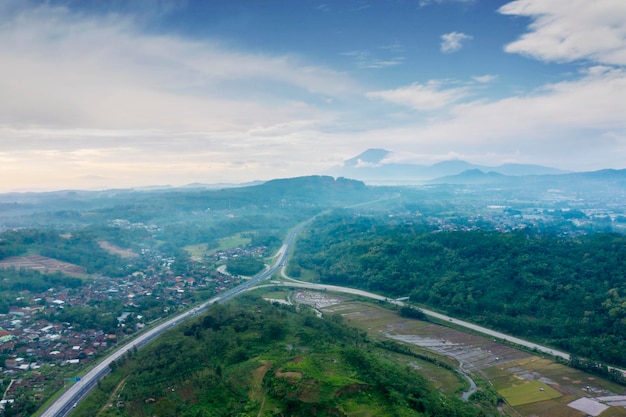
1, 0, 625, 191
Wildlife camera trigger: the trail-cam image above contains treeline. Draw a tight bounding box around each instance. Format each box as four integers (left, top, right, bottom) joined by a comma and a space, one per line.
156, 213, 293, 250
225, 256, 265, 276
76, 295, 496, 417
291, 214, 626, 367
0, 229, 127, 276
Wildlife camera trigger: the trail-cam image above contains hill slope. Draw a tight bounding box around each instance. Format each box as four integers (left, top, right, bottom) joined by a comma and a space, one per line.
75, 296, 497, 417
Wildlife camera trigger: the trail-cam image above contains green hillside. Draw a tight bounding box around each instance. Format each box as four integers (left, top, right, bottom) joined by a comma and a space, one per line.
75, 295, 497, 417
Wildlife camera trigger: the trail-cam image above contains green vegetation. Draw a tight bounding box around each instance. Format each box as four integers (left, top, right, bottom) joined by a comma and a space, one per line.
497, 381, 561, 407
216, 234, 253, 252
1, 176, 624, 416
76, 296, 497, 417
226, 256, 266, 276
0, 229, 127, 275
292, 213, 626, 367
183, 242, 211, 259
399, 305, 428, 321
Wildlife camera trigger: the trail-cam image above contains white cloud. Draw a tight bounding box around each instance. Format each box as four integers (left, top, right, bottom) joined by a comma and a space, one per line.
419, 0, 475, 6
366, 81, 469, 111
357, 68, 626, 169
499, 0, 626, 65
0, 4, 363, 190
341, 49, 405, 69
2, 2, 625, 191
0, 4, 356, 133
473, 74, 498, 83
440, 32, 473, 53
448, 68, 626, 136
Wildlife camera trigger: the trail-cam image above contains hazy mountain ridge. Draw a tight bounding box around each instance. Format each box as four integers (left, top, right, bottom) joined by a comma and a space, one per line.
0, 176, 379, 227
327, 148, 568, 183
431, 167, 626, 187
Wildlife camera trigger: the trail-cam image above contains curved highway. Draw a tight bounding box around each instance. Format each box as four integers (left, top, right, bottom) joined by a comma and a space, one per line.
43, 199, 621, 416
38, 218, 311, 417
260, 279, 572, 361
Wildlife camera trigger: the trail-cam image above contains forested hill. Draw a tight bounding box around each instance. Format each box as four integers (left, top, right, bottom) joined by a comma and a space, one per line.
0, 175, 381, 226
75, 295, 496, 417
291, 214, 626, 367
248, 175, 370, 204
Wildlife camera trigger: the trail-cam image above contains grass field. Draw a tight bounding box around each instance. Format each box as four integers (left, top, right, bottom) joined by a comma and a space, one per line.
98, 241, 137, 258
599, 406, 626, 417
215, 234, 252, 251
498, 380, 562, 406
184, 233, 253, 259
184, 243, 209, 259
259, 290, 291, 300
484, 356, 626, 396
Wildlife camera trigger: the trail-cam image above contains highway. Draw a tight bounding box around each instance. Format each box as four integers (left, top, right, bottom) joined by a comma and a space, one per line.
260, 279, 573, 361
38, 218, 311, 417
42, 200, 623, 416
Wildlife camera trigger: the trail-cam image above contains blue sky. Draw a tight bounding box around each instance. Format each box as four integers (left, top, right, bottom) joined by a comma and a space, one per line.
1, 0, 625, 191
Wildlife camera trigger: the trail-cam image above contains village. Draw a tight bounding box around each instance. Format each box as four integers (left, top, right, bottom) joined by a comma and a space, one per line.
0, 242, 267, 411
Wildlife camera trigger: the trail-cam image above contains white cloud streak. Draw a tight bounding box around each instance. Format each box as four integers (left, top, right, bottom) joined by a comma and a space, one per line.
341, 49, 405, 69
473, 74, 497, 83
499, 0, 626, 65
419, 0, 475, 6
366, 81, 469, 111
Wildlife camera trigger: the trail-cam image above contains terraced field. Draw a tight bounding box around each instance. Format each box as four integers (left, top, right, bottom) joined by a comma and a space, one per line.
271, 289, 626, 417
0, 255, 87, 277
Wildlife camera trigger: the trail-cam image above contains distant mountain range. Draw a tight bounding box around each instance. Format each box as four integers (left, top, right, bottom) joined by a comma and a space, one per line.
434, 167, 626, 188
326, 148, 568, 183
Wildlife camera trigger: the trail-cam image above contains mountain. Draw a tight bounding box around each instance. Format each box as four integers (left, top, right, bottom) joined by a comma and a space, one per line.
430, 168, 626, 200
495, 163, 565, 176
342, 148, 391, 167
326, 149, 566, 184
0, 176, 381, 227
431, 169, 510, 185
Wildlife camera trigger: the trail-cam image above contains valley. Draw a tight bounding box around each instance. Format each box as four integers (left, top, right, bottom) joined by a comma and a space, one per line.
0, 175, 625, 416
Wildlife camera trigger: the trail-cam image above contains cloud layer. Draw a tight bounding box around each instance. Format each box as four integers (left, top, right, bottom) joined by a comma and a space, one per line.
1, 1, 625, 191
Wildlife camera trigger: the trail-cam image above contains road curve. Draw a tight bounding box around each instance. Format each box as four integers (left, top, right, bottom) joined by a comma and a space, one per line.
259, 279, 572, 361
38, 218, 312, 417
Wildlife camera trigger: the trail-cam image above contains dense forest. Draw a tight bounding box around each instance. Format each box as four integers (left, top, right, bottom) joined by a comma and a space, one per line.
226, 256, 266, 276
291, 214, 626, 367
76, 296, 498, 417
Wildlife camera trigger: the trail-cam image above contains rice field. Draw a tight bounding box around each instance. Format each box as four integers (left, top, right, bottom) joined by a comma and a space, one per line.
498, 380, 562, 406
253, 288, 626, 417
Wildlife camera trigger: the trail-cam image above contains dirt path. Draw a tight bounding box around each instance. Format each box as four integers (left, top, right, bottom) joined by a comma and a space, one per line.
251, 361, 272, 417
96, 376, 128, 417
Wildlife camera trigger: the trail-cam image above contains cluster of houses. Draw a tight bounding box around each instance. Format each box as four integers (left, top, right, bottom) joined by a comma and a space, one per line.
211, 245, 267, 262
0, 246, 245, 411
